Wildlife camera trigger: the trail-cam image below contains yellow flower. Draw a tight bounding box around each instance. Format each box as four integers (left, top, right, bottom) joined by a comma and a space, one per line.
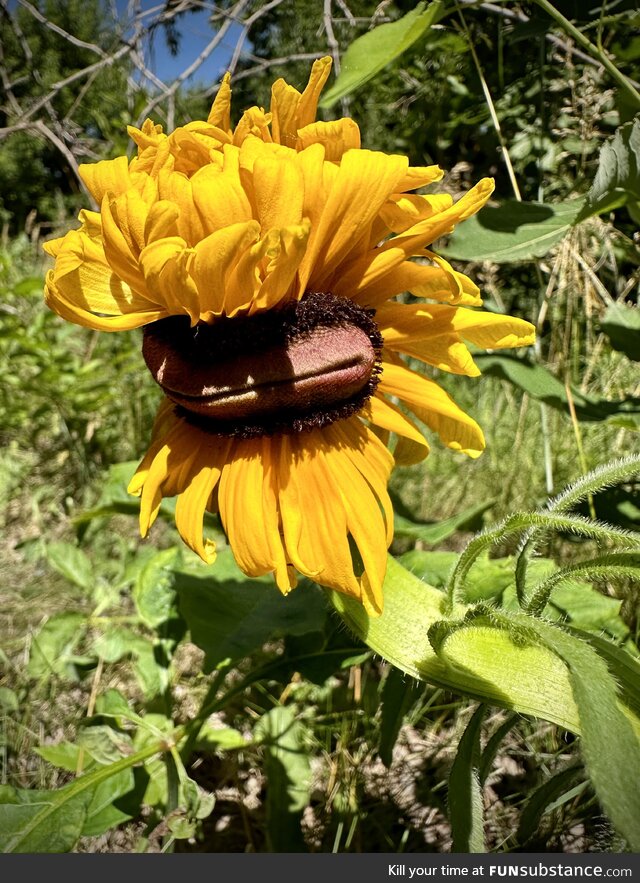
44, 57, 534, 616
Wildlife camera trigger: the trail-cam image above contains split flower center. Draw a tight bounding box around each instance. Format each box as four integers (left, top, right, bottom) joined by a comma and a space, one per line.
142, 291, 383, 437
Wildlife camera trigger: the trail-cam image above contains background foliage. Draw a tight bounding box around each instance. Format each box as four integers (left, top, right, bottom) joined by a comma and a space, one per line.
1, 0, 639, 855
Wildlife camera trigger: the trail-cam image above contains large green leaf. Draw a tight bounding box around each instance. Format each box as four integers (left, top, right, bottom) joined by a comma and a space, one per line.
508, 613, 640, 851
579, 118, 640, 218
474, 353, 640, 422
329, 557, 582, 732
441, 198, 585, 263
319, 1, 444, 108
378, 666, 421, 768
0, 739, 165, 853
46, 542, 94, 593
599, 303, 640, 361
255, 706, 312, 852
176, 550, 328, 672
443, 120, 640, 264
516, 764, 585, 846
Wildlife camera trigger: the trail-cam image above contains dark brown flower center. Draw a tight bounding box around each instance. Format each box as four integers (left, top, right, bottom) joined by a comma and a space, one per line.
142, 292, 382, 437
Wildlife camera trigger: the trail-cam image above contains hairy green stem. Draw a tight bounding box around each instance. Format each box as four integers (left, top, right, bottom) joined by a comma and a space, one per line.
515, 455, 640, 605
447, 510, 639, 608
526, 552, 640, 616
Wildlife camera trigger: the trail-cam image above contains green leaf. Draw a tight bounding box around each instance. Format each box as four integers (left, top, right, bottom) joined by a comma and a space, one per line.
92, 626, 142, 664
508, 614, 640, 852
27, 613, 87, 679
378, 666, 420, 768
0, 738, 167, 852
393, 499, 495, 545
255, 705, 312, 852
517, 765, 586, 845
95, 688, 145, 727
0, 687, 18, 712
319, 1, 444, 108
0, 787, 93, 853
176, 551, 328, 672
474, 354, 640, 423
580, 119, 640, 218
35, 742, 84, 772
329, 557, 582, 732
46, 542, 94, 592
81, 768, 138, 838
448, 705, 486, 853
195, 724, 247, 751
599, 303, 640, 361
134, 548, 181, 629
77, 725, 134, 766
441, 198, 585, 263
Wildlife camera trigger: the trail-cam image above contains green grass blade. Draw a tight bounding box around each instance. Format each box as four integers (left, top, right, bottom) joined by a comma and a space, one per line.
517, 764, 585, 846
378, 666, 420, 768
449, 705, 486, 853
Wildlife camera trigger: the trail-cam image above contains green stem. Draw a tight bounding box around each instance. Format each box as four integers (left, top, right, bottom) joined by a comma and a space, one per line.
532, 0, 640, 107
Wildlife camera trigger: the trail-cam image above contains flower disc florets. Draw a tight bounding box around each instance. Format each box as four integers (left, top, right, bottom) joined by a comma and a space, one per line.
142, 291, 383, 438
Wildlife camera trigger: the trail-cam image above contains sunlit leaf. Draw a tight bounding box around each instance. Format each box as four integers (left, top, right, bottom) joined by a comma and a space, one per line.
46, 542, 94, 593
441, 198, 585, 263
320, 1, 444, 107
255, 705, 312, 852
599, 303, 640, 361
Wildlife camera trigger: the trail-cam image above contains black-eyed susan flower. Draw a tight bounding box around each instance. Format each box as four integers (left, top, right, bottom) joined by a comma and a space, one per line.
44, 57, 534, 615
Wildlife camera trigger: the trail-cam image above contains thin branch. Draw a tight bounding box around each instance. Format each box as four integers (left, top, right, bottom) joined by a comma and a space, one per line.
16, 0, 107, 57
134, 0, 254, 125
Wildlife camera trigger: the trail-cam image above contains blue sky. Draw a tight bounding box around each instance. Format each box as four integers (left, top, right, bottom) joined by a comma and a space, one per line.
118, 1, 246, 87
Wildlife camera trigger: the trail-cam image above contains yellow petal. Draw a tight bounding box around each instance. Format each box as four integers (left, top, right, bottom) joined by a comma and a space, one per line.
175, 439, 233, 564
251, 153, 304, 230
157, 169, 206, 245
270, 78, 302, 148
326, 420, 394, 545
336, 249, 483, 310
382, 178, 495, 256
207, 72, 232, 131
296, 56, 332, 128
395, 165, 444, 192
278, 433, 360, 596
379, 193, 453, 233
45, 268, 165, 332
79, 156, 131, 204
299, 148, 408, 294
365, 395, 430, 465
233, 107, 273, 146
100, 192, 149, 294
190, 221, 261, 315
218, 437, 289, 586
375, 302, 480, 376
321, 433, 388, 616
190, 163, 253, 235
144, 200, 180, 244
378, 361, 485, 458
138, 237, 200, 320
376, 301, 534, 361
250, 220, 311, 313
450, 310, 536, 349
295, 118, 361, 161
45, 228, 163, 330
